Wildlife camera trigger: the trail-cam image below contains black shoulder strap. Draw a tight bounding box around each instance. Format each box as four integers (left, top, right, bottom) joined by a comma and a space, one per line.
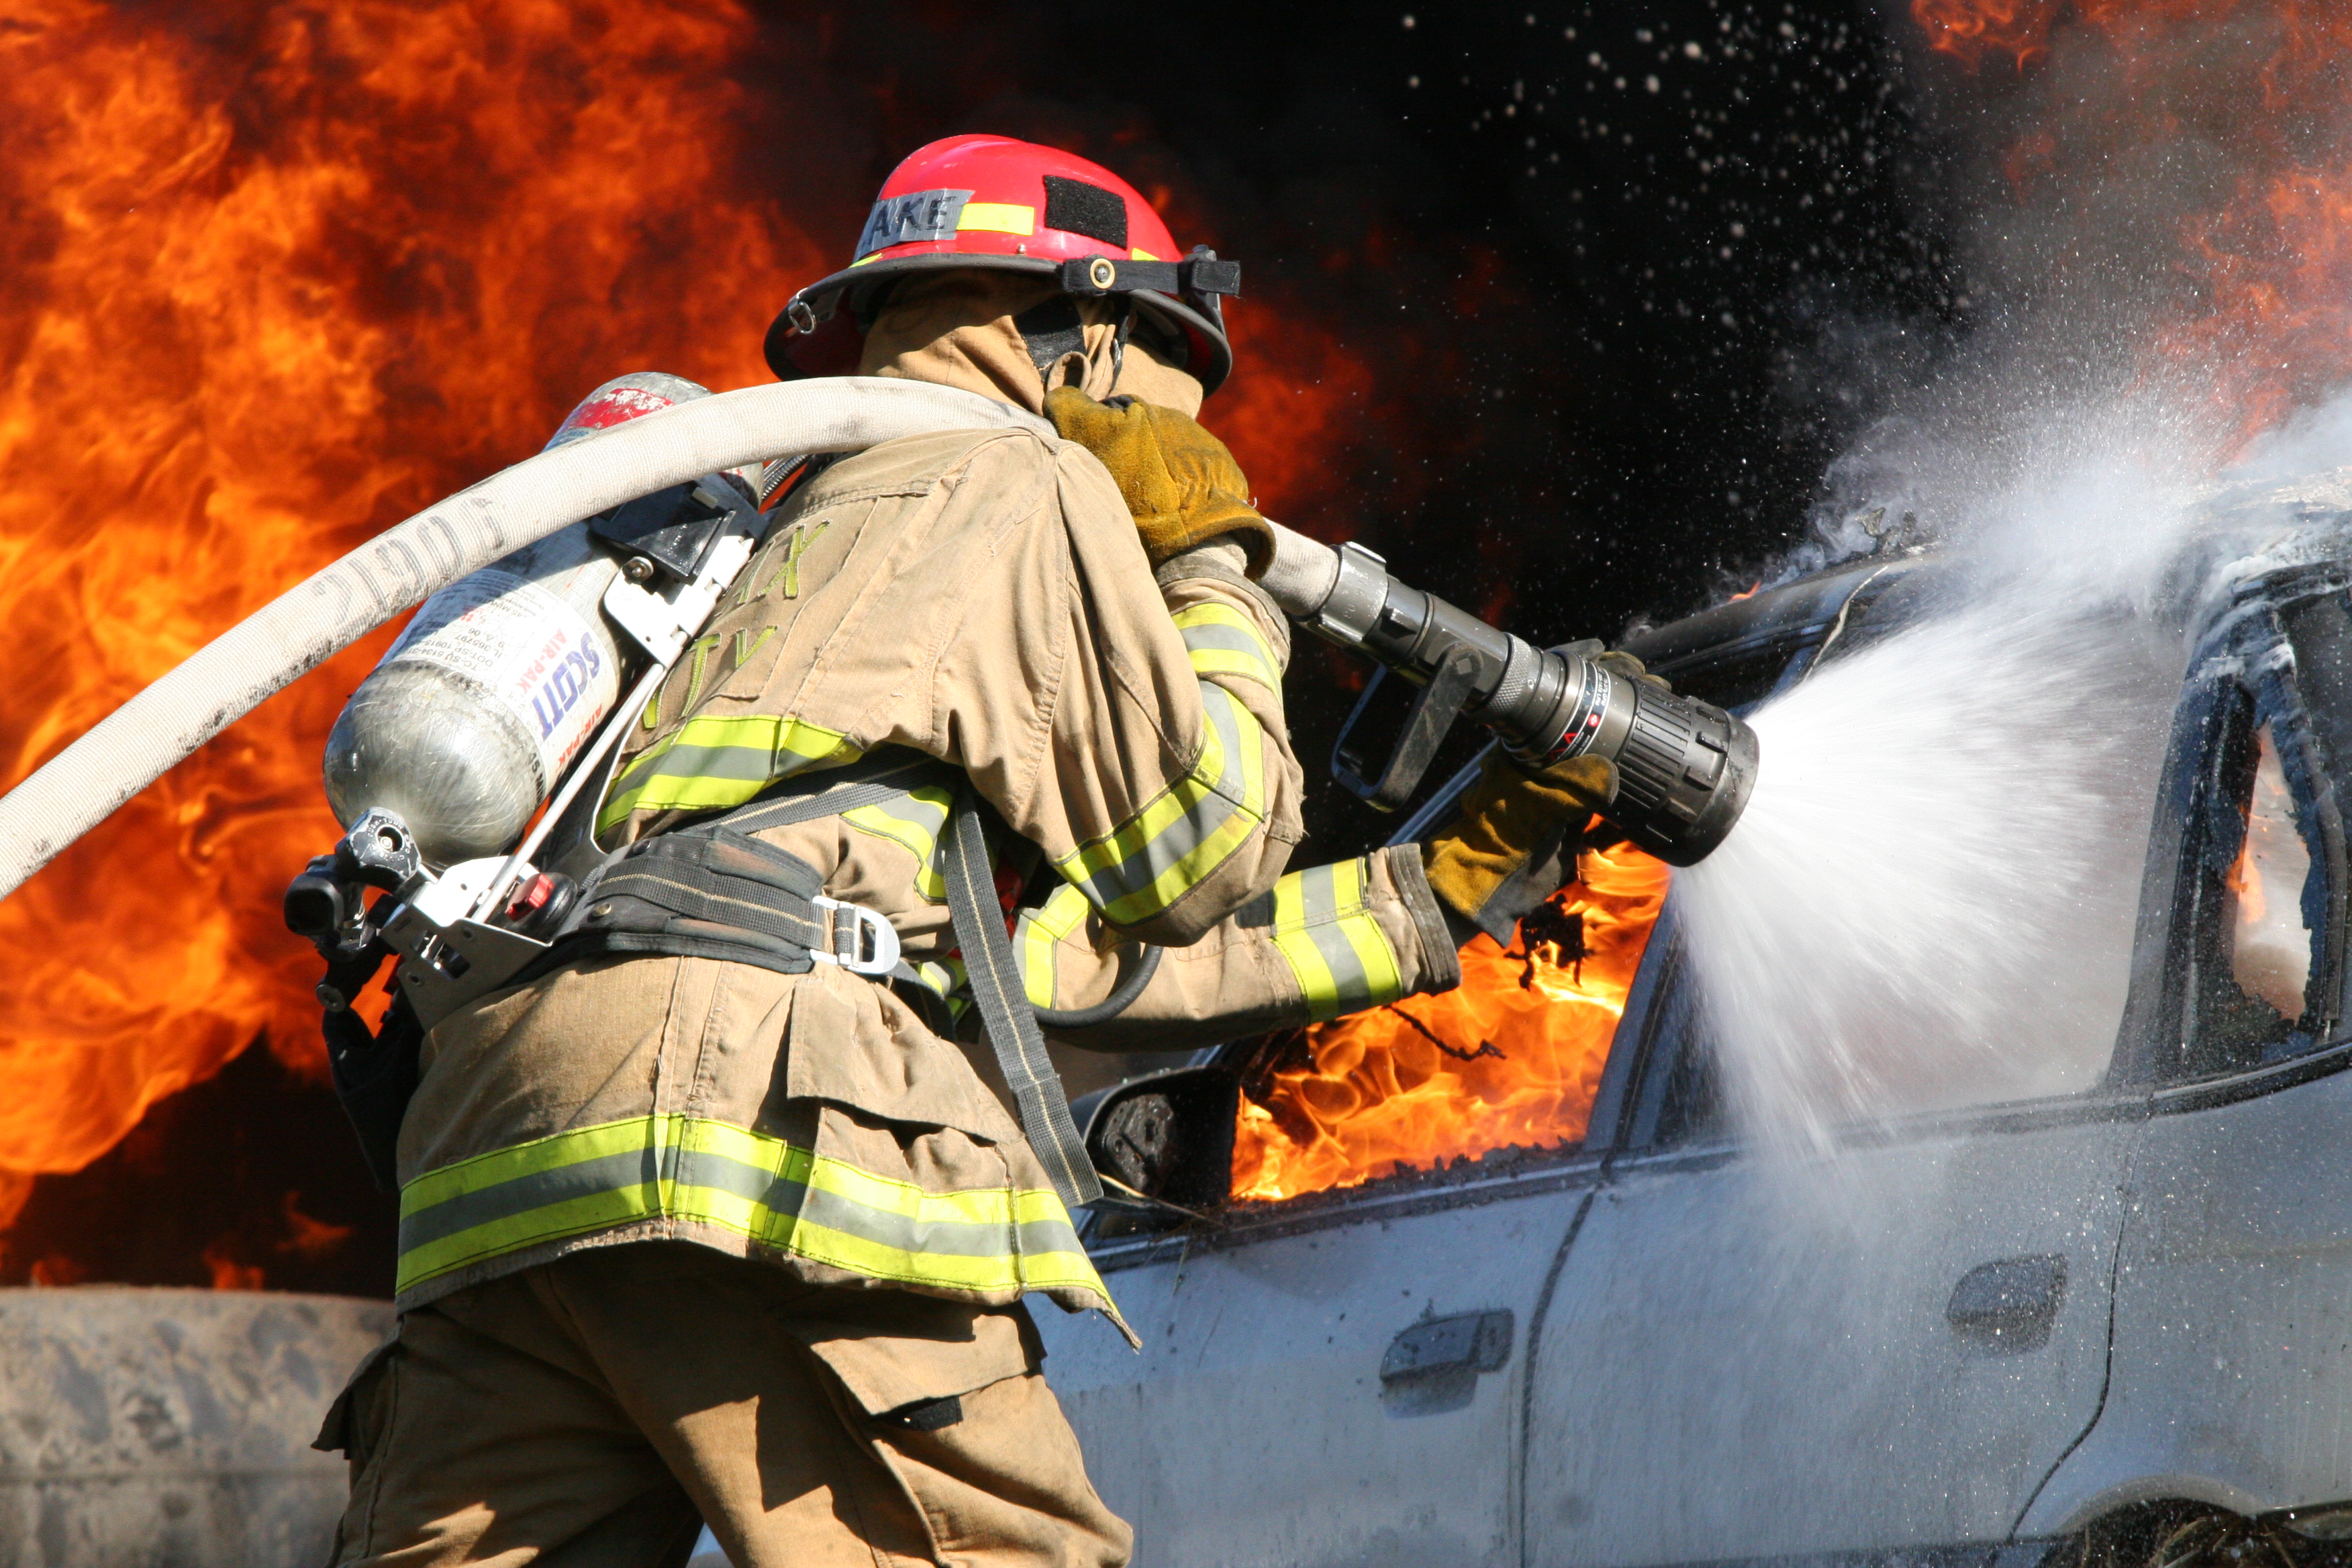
942, 787, 1101, 1208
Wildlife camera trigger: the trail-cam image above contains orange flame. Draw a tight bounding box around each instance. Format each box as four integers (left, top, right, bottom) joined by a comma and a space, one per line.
1910, 0, 2352, 445
2165, 160, 2352, 442
279, 1190, 356, 1261
1912, 0, 2067, 68
0, 0, 803, 1212
1234, 840, 1670, 1203
27, 1254, 87, 1288
0, 0, 1410, 1250
201, 1241, 266, 1293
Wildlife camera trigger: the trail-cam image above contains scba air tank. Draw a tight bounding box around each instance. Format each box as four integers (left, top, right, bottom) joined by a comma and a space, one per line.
322, 372, 712, 868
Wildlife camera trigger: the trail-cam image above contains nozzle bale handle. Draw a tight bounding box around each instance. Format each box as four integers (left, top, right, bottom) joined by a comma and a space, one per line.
1269, 532, 1758, 866
1295, 539, 1594, 754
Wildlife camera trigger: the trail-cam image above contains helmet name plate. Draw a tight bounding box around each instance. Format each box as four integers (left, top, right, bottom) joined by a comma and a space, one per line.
855, 188, 975, 259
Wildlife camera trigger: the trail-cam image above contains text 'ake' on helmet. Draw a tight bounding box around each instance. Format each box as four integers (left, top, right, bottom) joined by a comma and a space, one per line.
764, 134, 1241, 396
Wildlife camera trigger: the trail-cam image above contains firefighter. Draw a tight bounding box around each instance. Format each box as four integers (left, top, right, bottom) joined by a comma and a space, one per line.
317, 134, 1618, 1567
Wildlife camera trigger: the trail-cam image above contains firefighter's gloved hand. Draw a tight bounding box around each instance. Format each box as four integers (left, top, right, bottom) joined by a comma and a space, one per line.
1594, 647, 1671, 694
1045, 387, 1276, 577
1423, 748, 1618, 941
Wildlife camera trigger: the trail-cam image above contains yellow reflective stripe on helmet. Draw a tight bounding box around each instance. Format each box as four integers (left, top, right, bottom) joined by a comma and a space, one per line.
1053, 682, 1266, 927
397, 1114, 1114, 1308
598, 715, 861, 831
1269, 856, 1407, 1021
1171, 603, 1281, 691
842, 781, 954, 903
958, 202, 1036, 236
1016, 883, 1095, 1010
1131, 248, 1161, 262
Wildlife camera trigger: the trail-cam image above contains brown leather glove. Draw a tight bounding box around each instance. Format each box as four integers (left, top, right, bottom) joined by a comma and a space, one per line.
1044, 387, 1276, 576
1422, 650, 1661, 934
1597, 647, 1671, 695
1424, 749, 1617, 932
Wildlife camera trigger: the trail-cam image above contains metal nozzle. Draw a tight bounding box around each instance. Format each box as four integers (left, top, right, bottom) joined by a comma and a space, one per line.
1291, 539, 1758, 865
1487, 648, 1758, 866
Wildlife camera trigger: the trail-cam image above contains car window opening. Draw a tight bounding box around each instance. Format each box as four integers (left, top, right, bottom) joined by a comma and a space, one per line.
1230, 834, 1671, 1202
2226, 723, 2313, 1025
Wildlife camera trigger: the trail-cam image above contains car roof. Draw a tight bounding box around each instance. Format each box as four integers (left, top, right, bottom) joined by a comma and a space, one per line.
1619, 551, 1934, 681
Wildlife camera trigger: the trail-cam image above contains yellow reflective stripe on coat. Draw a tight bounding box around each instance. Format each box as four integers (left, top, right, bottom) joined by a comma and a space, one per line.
396, 1114, 1112, 1306
1016, 883, 1095, 1010
1171, 603, 1281, 691
1269, 856, 1407, 1020
1053, 683, 1267, 926
598, 715, 861, 831
842, 781, 954, 902
910, 957, 971, 1023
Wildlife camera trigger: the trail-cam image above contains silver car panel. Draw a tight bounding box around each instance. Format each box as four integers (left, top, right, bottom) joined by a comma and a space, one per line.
1044, 548, 2352, 1567
1524, 1112, 2139, 1565
1039, 1163, 1602, 1568
2025, 1048, 2352, 1532
2031, 567, 2352, 1530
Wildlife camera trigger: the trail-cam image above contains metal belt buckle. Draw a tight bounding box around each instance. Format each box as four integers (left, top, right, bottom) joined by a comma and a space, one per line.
811, 895, 901, 977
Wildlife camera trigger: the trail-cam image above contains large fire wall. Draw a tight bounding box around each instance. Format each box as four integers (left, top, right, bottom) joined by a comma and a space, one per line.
0, 0, 1940, 1293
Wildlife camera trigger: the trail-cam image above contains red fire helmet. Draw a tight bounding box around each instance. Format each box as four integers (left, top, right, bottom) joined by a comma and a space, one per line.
765, 134, 1240, 395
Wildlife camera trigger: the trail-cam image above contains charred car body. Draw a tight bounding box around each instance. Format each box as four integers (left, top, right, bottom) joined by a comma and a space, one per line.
1036, 485, 2352, 1568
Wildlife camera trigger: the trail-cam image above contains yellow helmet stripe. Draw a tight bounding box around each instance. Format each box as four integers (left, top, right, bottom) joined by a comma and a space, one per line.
957, 201, 1037, 237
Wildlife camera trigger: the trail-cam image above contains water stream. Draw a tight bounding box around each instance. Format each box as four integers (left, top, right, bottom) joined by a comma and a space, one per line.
1672, 412, 2226, 1154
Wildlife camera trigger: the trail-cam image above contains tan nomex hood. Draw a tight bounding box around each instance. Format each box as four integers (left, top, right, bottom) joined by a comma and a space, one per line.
858, 271, 1206, 418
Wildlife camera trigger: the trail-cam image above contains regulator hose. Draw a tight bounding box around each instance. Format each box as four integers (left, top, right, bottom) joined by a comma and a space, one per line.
1032, 942, 1165, 1032
0, 380, 1052, 905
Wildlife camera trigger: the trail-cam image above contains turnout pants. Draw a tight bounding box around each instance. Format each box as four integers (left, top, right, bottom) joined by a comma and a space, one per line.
317, 1242, 1132, 1568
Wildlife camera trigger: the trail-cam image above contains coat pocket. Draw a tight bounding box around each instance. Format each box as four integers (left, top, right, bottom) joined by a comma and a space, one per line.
781, 966, 1020, 1143
311, 1336, 401, 1460
781, 1294, 1041, 1428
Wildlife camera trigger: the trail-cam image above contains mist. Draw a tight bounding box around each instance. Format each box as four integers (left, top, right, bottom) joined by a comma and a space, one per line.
1673, 0, 2352, 1151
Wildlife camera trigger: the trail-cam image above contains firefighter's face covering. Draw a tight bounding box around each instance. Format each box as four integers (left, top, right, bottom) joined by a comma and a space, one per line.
858, 271, 1206, 418
858, 269, 1277, 579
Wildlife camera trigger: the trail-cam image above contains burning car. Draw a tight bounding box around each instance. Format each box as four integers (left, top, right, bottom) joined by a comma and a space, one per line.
1033, 498, 2352, 1568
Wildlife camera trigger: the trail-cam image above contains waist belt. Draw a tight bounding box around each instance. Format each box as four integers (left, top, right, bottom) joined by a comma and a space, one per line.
558, 830, 901, 977
538, 754, 1102, 1209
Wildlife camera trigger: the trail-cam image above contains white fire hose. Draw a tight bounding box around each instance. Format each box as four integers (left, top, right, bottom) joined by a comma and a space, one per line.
0, 377, 1346, 906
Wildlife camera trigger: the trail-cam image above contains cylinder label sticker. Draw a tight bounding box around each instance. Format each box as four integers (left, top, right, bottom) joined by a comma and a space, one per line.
391, 571, 621, 787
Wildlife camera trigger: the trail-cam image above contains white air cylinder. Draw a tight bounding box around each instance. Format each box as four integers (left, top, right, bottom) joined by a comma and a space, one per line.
322, 372, 708, 867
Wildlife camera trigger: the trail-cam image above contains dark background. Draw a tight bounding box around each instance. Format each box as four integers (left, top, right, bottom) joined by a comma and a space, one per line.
4, 0, 1961, 1295
737, 0, 1959, 847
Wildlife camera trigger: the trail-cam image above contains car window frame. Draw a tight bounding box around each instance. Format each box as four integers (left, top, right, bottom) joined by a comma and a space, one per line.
1600, 567, 2352, 1157
2112, 572, 2352, 1091
1074, 556, 1937, 1256
1610, 560, 2216, 1157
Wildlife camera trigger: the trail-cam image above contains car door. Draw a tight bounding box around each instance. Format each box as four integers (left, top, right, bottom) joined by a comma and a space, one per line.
1520, 705, 2159, 1559
1524, 888, 2154, 1561
1034, 1067, 1631, 1568
2026, 571, 2352, 1536
1520, 1018, 2144, 1565
1034, 560, 1920, 1568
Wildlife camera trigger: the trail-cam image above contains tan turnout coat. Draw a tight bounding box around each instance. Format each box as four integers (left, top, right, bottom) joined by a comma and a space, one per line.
391, 407, 1457, 1333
